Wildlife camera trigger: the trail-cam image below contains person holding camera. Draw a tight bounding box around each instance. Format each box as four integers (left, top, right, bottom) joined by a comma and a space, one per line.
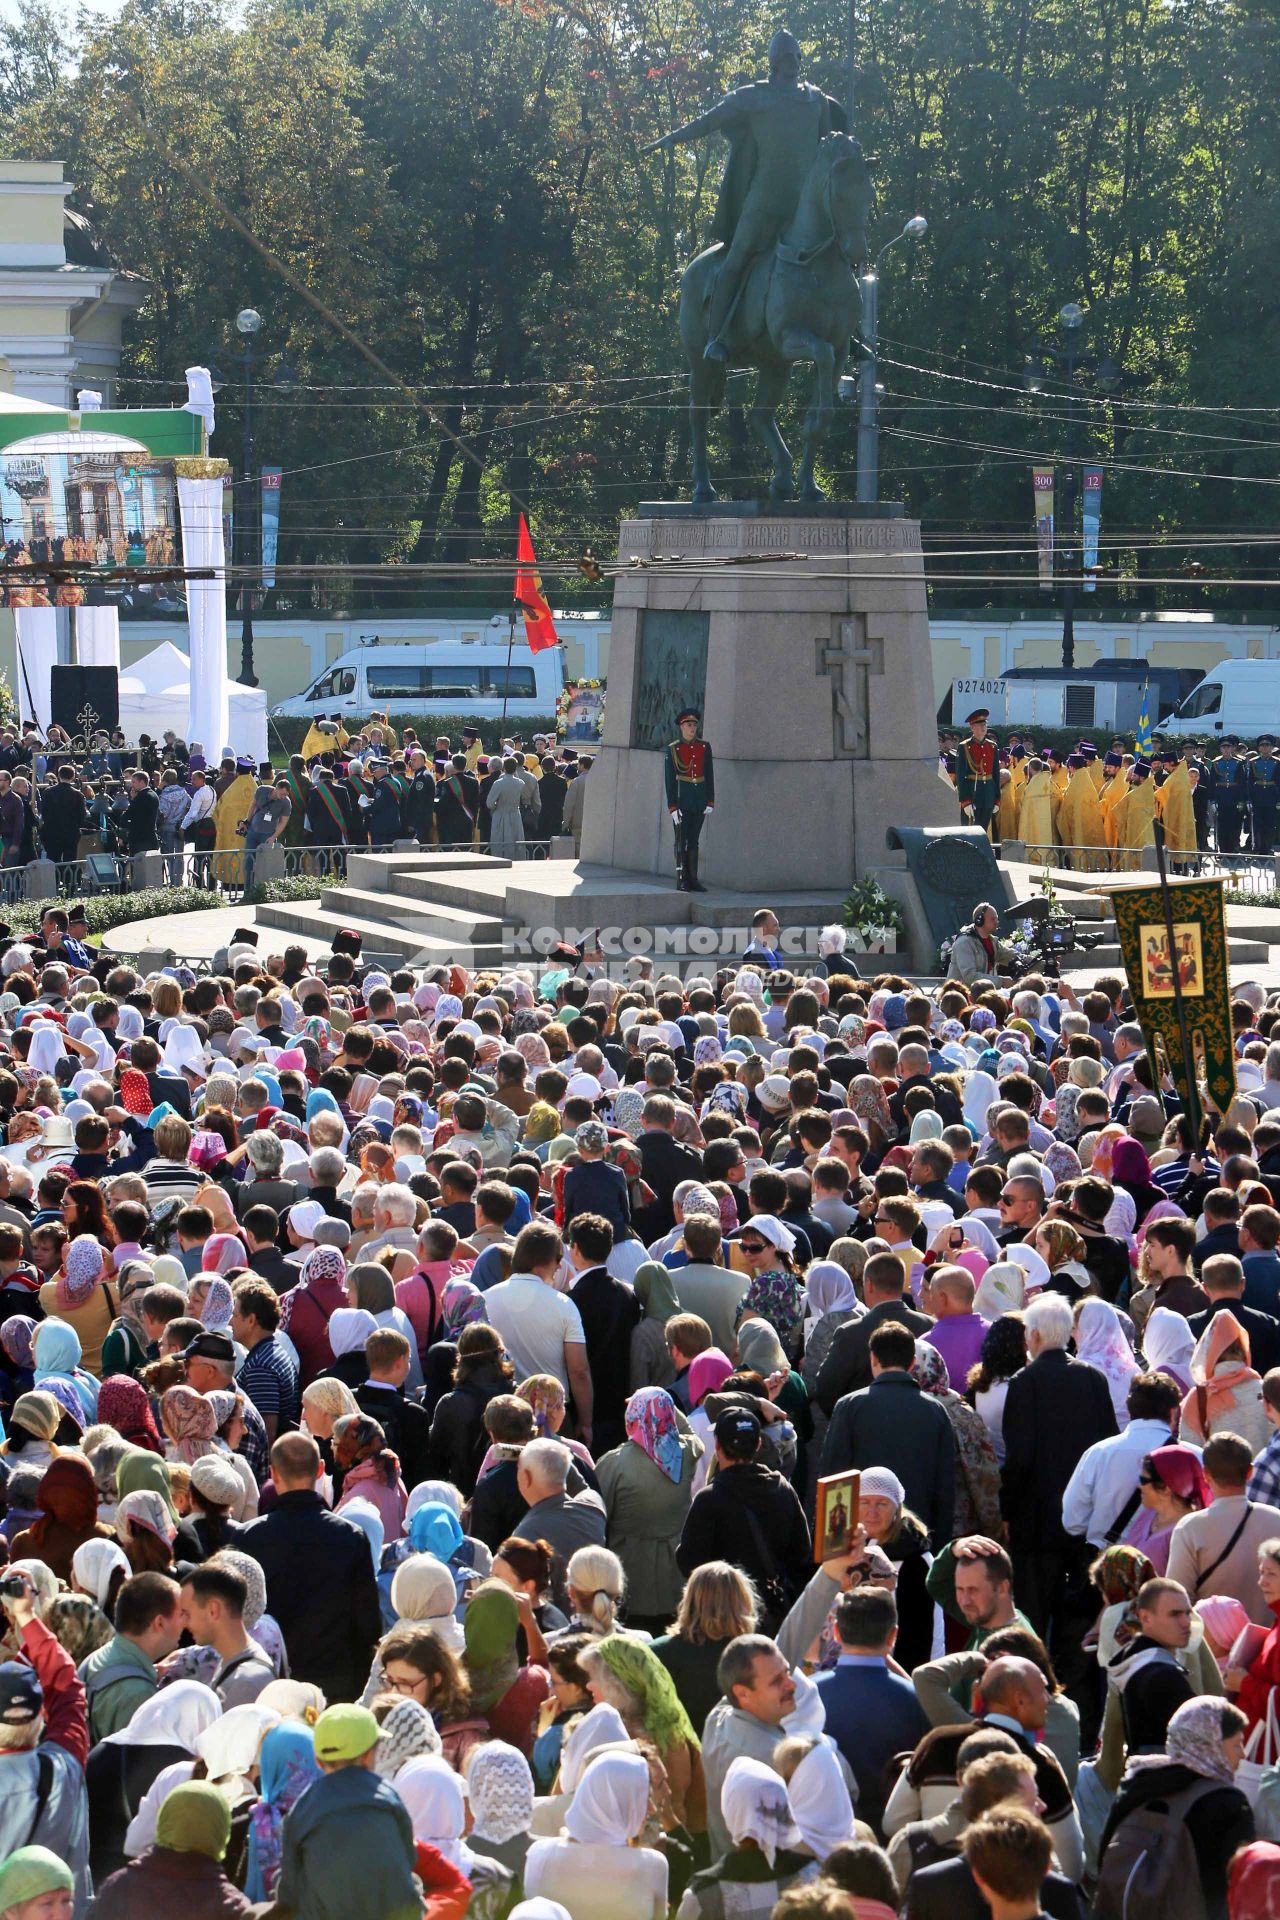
946, 904, 1017, 985
0, 1569, 91, 1909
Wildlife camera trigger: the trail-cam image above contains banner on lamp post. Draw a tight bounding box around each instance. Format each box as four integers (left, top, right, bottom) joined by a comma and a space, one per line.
221, 475, 234, 564
1082, 467, 1103, 593
260, 466, 282, 591
1033, 467, 1055, 589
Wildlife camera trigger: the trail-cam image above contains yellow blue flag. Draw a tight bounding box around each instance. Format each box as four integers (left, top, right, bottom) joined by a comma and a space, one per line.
1136, 684, 1152, 759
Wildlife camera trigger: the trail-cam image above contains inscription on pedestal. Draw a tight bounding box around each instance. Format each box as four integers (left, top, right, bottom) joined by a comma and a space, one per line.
620, 517, 923, 557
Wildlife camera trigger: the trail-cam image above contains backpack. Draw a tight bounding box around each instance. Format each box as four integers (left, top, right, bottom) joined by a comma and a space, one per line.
1093, 1777, 1218, 1920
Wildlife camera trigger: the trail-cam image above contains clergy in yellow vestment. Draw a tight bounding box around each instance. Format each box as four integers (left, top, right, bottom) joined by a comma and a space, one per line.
1085, 747, 1106, 792
1059, 759, 1107, 869
300, 718, 350, 761
997, 768, 1020, 843
1111, 763, 1158, 869
212, 762, 257, 888
1018, 762, 1055, 862
1153, 751, 1197, 866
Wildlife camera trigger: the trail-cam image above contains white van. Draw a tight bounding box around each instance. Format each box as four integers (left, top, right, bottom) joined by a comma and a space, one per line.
1159, 660, 1280, 739
269, 641, 564, 724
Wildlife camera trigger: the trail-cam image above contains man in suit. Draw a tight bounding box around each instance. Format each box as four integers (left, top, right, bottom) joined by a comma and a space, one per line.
1239, 1202, 1280, 1314
815, 1250, 932, 1416
1187, 1253, 1280, 1376
1000, 1292, 1117, 1676
354, 1328, 431, 1490
822, 1322, 957, 1546
815, 1584, 928, 1834
631, 1093, 703, 1243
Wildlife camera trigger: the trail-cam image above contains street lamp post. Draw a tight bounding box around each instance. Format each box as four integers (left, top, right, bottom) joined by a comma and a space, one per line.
850, 215, 928, 505
236, 306, 262, 688
1023, 303, 1122, 671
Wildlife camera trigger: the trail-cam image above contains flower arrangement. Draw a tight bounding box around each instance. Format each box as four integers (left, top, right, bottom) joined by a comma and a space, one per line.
556, 679, 605, 740
840, 875, 904, 953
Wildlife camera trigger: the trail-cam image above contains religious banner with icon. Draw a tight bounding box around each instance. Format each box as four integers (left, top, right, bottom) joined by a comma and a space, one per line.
1082, 467, 1103, 592
1110, 875, 1237, 1115
1033, 468, 1055, 588
814, 1469, 860, 1563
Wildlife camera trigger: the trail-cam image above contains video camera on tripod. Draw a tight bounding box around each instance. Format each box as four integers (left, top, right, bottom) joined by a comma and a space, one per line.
1002, 895, 1107, 980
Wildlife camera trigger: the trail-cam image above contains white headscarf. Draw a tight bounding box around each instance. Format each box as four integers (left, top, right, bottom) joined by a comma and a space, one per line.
116, 1006, 144, 1042
71, 1537, 130, 1609
720, 1755, 801, 1865
469, 1740, 535, 1845
1143, 1306, 1195, 1383
161, 1024, 208, 1082
563, 1749, 650, 1847
558, 1704, 633, 1793
746, 1214, 796, 1256
328, 1308, 378, 1358
395, 1755, 473, 1869
1075, 1297, 1140, 1424
788, 1741, 856, 1860
26, 1023, 66, 1075
103, 1679, 222, 1751
510, 1904, 573, 1920
963, 1070, 999, 1135
804, 1261, 859, 1321
195, 1702, 281, 1801
973, 1262, 1026, 1320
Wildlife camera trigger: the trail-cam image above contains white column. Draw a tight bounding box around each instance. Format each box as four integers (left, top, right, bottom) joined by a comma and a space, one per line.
13, 606, 56, 730
177, 476, 230, 761
75, 605, 120, 669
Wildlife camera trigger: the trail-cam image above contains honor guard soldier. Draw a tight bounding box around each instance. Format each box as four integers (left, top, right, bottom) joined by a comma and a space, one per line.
1250, 736, 1280, 855
955, 708, 998, 833
1208, 735, 1246, 852
665, 707, 715, 892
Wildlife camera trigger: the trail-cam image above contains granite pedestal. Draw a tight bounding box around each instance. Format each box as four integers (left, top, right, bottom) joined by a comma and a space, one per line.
579, 503, 953, 893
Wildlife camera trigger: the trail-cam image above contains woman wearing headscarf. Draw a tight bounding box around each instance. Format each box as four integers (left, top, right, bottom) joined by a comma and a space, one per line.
160, 1384, 220, 1465
736, 1317, 812, 1471
38, 1233, 116, 1377
524, 1749, 669, 1920
280, 1245, 350, 1391
32, 1318, 98, 1421
595, 1387, 702, 1634
2, 1391, 61, 1470
244, 1722, 322, 1904
579, 1634, 705, 1835
677, 1755, 813, 1919
1111, 1137, 1180, 1232
1099, 1697, 1253, 1920
100, 1262, 155, 1380
116, 1449, 202, 1562
972, 1259, 1027, 1321
629, 1262, 679, 1394
1141, 1305, 1196, 1395
1075, 1297, 1141, 1427
395, 1754, 515, 1920
360, 1555, 466, 1701
777, 1735, 857, 1866
371, 1695, 443, 1781
515, 1374, 597, 1479
72, 1535, 130, 1617
321, 1306, 380, 1390
468, 1738, 537, 1881
90, 1779, 255, 1920
333, 1412, 408, 1541
1229, 1842, 1280, 1920
800, 1261, 861, 1395
85, 1679, 224, 1885
911, 1341, 1003, 1539
1181, 1310, 1269, 1451
1121, 1443, 1212, 1574
0, 1316, 36, 1423
733, 1216, 805, 1357
463, 1579, 552, 1755
9, 1452, 113, 1579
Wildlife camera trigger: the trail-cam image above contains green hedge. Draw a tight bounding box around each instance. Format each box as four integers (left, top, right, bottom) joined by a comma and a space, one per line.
7, 873, 342, 940
266, 712, 561, 758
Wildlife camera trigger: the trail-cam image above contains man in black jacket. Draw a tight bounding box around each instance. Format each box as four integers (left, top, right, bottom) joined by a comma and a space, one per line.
39, 764, 87, 865
1106, 1576, 1196, 1759
815, 1251, 931, 1415
631, 1095, 703, 1243
822, 1321, 956, 1546
567, 1213, 639, 1452
124, 769, 160, 855
1000, 1292, 1117, 1672
355, 1328, 431, 1491
240, 1432, 381, 1702
676, 1408, 811, 1631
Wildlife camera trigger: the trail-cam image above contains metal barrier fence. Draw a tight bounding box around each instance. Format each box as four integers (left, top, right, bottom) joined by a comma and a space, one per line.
1009, 841, 1280, 892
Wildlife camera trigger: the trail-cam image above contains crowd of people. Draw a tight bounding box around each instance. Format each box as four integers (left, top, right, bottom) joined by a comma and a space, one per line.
941, 713, 1279, 864
0, 915, 1273, 1918
0, 714, 595, 895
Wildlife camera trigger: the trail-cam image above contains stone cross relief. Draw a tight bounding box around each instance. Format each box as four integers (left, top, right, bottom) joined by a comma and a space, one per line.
814, 617, 885, 758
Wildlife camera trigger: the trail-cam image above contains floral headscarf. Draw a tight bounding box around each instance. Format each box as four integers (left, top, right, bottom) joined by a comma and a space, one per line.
161, 1385, 219, 1464
611, 1088, 646, 1140
518, 1373, 566, 1434
198, 1278, 235, 1331
201, 1235, 247, 1277
97, 1374, 164, 1454
848, 1074, 893, 1135
738, 1268, 805, 1353
1127, 1695, 1240, 1785
56, 1234, 105, 1311
912, 1340, 951, 1398
624, 1387, 684, 1483
440, 1277, 486, 1338
0, 1317, 36, 1371
246, 1725, 321, 1904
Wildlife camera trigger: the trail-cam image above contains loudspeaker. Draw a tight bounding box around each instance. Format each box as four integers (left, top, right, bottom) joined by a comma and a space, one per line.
50, 665, 119, 736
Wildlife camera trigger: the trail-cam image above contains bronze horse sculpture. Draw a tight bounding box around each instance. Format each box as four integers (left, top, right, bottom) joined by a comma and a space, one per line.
678, 132, 875, 504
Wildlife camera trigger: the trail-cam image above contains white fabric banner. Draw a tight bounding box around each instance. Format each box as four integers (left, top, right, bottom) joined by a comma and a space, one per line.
177, 476, 231, 761
13, 606, 57, 731
75, 606, 120, 670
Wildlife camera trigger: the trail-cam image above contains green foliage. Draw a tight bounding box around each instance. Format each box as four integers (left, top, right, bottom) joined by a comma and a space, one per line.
243, 873, 348, 905
7, 873, 341, 938
5, 0, 1279, 606
267, 713, 560, 756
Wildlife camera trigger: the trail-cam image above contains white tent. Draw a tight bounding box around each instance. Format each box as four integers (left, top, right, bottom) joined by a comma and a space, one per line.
118, 641, 268, 763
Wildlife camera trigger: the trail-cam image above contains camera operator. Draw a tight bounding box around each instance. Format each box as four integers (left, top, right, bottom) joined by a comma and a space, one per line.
947, 902, 1017, 985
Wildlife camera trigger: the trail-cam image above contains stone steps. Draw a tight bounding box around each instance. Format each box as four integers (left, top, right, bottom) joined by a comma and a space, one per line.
253, 899, 508, 968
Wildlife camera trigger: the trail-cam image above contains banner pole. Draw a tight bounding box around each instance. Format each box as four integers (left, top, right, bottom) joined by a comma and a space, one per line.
1153, 818, 1201, 1145
501, 600, 517, 735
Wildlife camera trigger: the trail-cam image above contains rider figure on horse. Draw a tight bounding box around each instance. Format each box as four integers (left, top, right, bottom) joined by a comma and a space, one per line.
647, 28, 848, 362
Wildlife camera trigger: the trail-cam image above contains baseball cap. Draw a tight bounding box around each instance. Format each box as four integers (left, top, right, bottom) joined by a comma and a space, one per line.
184, 1331, 236, 1366
313, 1702, 380, 1764
715, 1407, 762, 1461
0, 1663, 42, 1725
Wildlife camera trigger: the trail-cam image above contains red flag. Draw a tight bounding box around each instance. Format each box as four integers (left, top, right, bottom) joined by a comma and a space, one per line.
514, 513, 559, 654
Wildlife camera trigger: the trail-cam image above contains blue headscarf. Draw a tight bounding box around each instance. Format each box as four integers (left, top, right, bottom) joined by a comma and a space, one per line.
340, 1498, 385, 1571
32, 1319, 98, 1420
245, 1724, 320, 1903
305, 1088, 340, 1121
407, 1502, 464, 1566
